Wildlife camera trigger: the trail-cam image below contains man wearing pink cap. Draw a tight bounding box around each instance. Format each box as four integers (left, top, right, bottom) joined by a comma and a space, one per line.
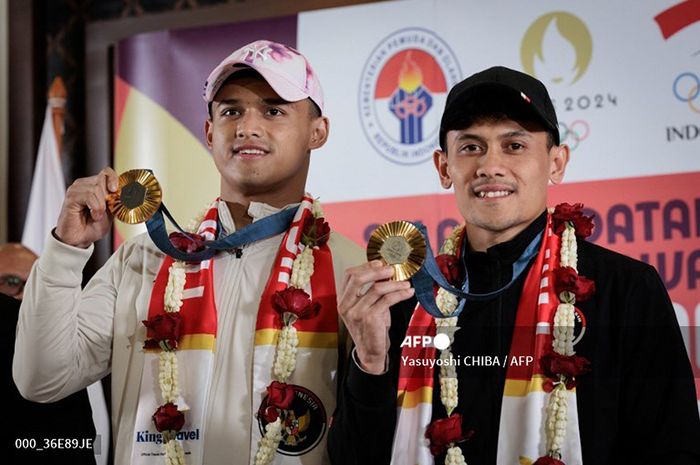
14, 40, 363, 465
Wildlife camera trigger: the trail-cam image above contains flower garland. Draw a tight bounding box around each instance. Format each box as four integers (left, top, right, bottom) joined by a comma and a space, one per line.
141, 200, 330, 465
534, 204, 594, 465
425, 204, 595, 465
142, 205, 210, 465
425, 226, 470, 465
254, 203, 329, 465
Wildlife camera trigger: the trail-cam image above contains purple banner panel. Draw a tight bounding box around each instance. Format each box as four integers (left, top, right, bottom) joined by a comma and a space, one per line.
117, 16, 297, 147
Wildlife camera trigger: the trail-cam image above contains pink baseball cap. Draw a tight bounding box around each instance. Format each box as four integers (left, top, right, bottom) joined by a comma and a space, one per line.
203, 39, 324, 113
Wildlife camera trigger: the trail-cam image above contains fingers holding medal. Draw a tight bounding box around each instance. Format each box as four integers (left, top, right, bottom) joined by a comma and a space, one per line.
338, 221, 425, 374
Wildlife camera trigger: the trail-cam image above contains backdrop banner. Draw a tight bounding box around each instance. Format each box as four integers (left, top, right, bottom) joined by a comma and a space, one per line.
114, 0, 700, 405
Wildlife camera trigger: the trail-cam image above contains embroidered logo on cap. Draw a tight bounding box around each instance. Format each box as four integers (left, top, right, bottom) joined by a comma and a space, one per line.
240, 44, 272, 64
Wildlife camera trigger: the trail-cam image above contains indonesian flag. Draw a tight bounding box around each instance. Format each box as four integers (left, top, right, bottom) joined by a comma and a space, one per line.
21, 100, 66, 255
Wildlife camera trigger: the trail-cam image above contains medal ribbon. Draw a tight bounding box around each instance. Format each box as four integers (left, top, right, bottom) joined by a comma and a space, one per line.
410, 223, 542, 318
145, 203, 297, 262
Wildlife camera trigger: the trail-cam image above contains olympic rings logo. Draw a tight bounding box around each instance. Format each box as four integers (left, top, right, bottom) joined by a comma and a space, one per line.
558, 120, 590, 150
392, 94, 430, 119
673, 72, 700, 113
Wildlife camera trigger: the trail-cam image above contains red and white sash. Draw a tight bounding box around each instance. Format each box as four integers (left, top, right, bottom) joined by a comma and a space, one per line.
392, 216, 583, 464
132, 197, 339, 464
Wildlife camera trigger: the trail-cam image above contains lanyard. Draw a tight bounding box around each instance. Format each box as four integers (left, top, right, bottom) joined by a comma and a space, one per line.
145, 203, 297, 262
411, 223, 542, 318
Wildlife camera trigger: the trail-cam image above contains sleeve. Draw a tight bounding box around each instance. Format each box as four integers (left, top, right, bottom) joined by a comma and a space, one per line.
327, 297, 415, 465
12, 232, 125, 403
619, 265, 700, 464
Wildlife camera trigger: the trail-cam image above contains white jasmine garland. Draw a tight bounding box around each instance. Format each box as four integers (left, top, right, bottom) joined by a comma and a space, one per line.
439, 349, 458, 415
164, 436, 186, 465
545, 383, 568, 454
164, 261, 186, 313
433, 226, 467, 463
254, 418, 283, 465
290, 245, 314, 289
446, 445, 468, 465
153, 206, 209, 465
272, 324, 299, 382
440, 230, 460, 256
311, 198, 325, 218
158, 351, 179, 403
544, 221, 583, 460
436, 288, 459, 315
254, 199, 325, 464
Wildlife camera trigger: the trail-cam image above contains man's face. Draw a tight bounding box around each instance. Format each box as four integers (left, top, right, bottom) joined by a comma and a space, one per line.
0, 245, 37, 300
434, 118, 569, 246
205, 76, 328, 203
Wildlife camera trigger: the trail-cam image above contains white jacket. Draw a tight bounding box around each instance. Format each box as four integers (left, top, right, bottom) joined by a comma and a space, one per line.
14, 201, 364, 465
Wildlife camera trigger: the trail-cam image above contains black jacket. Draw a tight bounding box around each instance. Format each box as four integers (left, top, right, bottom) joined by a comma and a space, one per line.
328, 212, 700, 465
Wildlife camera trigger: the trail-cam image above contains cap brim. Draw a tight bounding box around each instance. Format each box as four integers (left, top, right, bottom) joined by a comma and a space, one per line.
443, 82, 559, 142
207, 63, 310, 105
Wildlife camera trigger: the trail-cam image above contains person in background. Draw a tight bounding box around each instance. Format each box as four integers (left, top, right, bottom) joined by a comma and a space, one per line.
1, 242, 96, 464
0, 243, 37, 300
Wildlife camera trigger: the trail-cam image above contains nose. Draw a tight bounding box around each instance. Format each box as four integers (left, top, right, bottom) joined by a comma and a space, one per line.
235, 111, 263, 139
474, 149, 507, 179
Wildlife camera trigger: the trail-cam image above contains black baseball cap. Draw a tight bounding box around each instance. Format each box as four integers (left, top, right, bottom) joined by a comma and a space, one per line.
439, 66, 560, 150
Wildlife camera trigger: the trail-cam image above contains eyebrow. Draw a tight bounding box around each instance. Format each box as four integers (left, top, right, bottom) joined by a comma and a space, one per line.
500, 130, 533, 139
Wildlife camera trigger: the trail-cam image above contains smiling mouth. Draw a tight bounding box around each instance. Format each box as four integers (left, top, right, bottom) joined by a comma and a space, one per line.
234, 147, 269, 158
476, 190, 513, 199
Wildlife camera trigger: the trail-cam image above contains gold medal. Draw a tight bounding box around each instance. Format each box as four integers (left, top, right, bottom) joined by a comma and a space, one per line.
366, 221, 426, 281
107, 169, 162, 224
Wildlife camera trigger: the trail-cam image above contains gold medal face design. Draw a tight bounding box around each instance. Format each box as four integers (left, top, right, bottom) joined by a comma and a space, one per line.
107, 169, 162, 224
366, 221, 426, 281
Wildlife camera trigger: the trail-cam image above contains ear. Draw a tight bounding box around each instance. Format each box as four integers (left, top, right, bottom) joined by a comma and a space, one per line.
433, 149, 452, 189
204, 118, 214, 149
548, 144, 570, 184
309, 116, 330, 150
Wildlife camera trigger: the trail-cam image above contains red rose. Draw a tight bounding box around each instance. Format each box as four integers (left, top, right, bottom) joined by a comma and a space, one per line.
436, 254, 464, 287
424, 414, 473, 456
543, 379, 555, 393
301, 216, 330, 247
552, 267, 596, 302
272, 288, 321, 322
267, 381, 296, 410
152, 402, 185, 432
263, 406, 279, 423
571, 215, 594, 238
552, 203, 594, 238
540, 351, 591, 388
533, 456, 565, 465
142, 313, 182, 351
168, 232, 206, 254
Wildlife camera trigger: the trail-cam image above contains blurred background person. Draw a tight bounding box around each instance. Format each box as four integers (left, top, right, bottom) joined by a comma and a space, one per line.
1, 242, 97, 464
0, 243, 36, 299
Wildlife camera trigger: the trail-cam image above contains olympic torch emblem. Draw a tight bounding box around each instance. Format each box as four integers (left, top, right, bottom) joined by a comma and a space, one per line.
389, 52, 433, 144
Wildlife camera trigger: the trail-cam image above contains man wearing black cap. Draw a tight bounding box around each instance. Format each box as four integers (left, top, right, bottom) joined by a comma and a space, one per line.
328, 67, 700, 465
